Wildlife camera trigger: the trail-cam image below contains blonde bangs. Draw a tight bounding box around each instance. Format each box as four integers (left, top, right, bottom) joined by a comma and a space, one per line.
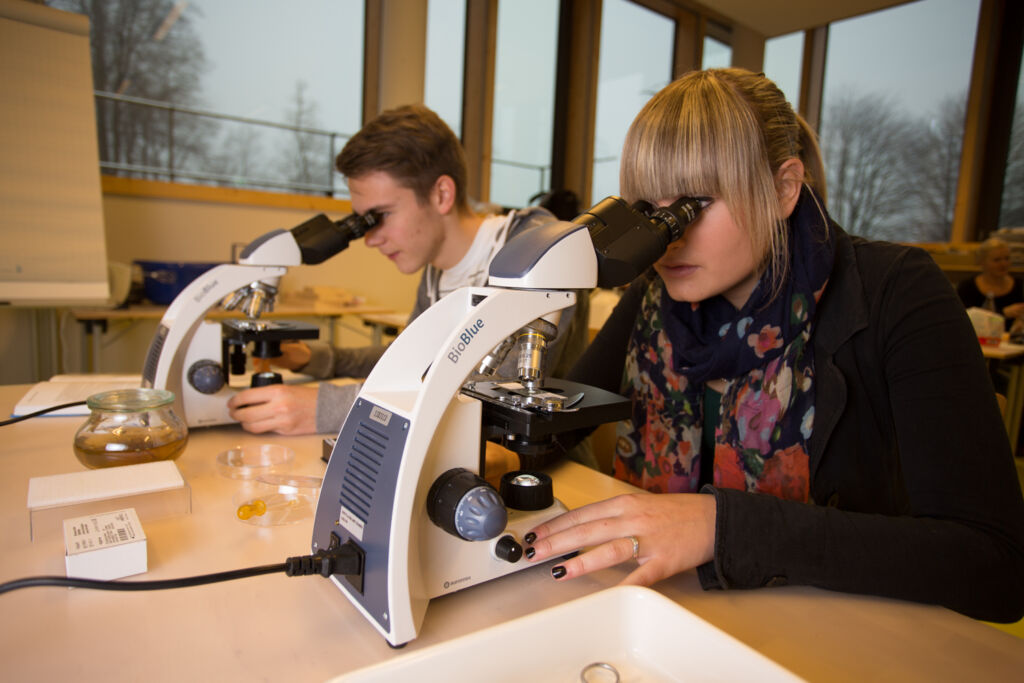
620, 70, 788, 280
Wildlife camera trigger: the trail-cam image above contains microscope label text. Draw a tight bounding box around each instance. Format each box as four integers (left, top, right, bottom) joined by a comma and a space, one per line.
447, 319, 485, 364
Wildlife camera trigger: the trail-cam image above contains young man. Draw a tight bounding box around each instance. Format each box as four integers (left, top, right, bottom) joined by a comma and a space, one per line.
227, 105, 588, 435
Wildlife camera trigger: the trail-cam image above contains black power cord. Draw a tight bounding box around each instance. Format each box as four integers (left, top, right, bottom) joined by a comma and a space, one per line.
0, 542, 362, 595
0, 400, 88, 427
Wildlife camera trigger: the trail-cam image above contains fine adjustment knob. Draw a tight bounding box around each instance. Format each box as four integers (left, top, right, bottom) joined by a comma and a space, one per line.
187, 359, 226, 394
427, 468, 508, 541
494, 535, 523, 563
499, 471, 554, 511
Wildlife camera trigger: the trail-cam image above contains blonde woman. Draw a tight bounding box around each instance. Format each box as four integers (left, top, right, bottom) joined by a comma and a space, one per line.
957, 237, 1024, 321
525, 69, 1024, 623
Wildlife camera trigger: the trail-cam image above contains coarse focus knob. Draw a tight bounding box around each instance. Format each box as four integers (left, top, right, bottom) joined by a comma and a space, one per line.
499, 471, 554, 511
427, 468, 508, 541
494, 535, 523, 563
187, 359, 225, 394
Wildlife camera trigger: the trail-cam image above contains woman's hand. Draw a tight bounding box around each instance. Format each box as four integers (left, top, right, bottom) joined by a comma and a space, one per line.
1003, 302, 1024, 320
524, 492, 717, 586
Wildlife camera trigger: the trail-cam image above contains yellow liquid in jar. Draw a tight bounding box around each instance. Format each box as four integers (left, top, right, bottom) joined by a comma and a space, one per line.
73, 426, 187, 468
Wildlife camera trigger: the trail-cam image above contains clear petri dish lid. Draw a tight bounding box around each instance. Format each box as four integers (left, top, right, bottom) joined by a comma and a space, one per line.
233, 474, 321, 527
215, 444, 294, 479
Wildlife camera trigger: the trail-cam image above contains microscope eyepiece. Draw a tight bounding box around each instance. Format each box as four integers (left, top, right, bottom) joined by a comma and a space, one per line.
291, 210, 381, 265
578, 195, 711, 288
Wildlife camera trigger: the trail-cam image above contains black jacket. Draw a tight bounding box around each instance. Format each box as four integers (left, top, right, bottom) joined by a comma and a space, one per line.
572, 227, 1024, 622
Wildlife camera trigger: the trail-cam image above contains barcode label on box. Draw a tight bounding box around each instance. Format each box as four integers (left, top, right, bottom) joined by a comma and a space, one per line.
64, 508, 143, 556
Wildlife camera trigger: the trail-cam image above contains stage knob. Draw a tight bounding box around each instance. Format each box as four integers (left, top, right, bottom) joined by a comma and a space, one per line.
187, 359, 225, 394
427, 468, 507, 541
500, 471, 554, 511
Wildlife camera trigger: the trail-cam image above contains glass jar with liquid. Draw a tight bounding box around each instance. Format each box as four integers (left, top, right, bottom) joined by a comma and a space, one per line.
73, 388, 188, 468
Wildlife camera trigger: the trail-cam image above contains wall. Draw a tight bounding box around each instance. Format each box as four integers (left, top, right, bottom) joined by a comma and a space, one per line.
0, 184, 419, 384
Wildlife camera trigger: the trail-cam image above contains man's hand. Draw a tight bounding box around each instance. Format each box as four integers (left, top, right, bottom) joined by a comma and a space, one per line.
227, 384, 319, 435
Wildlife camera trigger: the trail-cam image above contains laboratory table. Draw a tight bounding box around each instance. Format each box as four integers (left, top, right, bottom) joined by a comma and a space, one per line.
983, 340, 1024, 447
0, 384, 1022, 681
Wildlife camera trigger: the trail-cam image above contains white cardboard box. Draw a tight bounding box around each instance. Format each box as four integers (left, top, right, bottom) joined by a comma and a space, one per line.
63, 508, 147, 580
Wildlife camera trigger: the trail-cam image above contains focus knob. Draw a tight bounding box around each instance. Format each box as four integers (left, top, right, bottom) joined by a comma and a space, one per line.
427, 468, 508, 541
187, 359, 226, 394
499, 471, 554, 511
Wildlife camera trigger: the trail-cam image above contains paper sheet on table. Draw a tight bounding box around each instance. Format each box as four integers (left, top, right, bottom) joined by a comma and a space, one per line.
12, 374, 142, 417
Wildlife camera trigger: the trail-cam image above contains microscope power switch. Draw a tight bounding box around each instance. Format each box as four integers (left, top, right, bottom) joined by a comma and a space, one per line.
494, 535, 523, 563
187, 359, 226, 394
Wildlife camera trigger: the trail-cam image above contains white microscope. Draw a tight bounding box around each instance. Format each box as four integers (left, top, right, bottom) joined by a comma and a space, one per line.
140, 212, 377, 427
311, 195, 708, 647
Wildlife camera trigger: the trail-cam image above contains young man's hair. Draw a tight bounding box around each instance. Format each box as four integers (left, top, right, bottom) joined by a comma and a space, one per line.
336, 104, 470, 214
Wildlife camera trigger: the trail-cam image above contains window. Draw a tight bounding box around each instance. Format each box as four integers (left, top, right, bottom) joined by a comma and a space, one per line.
425, 0, 466, 138
820, 0, 980, 242
591, 0, 674, 202
46, 0, 364, 197
998, 64, 1024, 229
489, 0, 559, 208
764, 31, 803, 111
702, 35, 731, 69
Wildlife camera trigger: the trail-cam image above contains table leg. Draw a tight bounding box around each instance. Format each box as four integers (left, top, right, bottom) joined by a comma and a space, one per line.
1003, 362, 1024, 450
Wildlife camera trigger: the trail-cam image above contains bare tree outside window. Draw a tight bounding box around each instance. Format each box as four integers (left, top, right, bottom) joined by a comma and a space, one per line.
1000, 105, 1024, 228
820, 92, 917, 241
48, 0, 212, 178
45, 0, 358, 196
280, 80, 329, 192
822, 88, 1022, 241
902, 96, 967, 241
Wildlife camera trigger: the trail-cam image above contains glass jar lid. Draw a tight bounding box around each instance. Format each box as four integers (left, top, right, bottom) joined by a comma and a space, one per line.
86, 388, 175, 412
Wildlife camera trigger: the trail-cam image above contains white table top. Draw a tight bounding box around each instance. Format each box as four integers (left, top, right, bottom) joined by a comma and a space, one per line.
1, 383, 1022, 681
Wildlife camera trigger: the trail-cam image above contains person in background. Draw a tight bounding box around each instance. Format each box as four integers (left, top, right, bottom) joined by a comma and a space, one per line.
228, 105, 589, 436
957, 237, 1024, 324
523, 68, 1024, 623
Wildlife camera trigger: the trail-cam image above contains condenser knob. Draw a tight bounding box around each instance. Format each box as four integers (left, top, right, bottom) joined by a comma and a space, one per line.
494, 535, 523, 563
427, 468, 508, 541
499, 471, 554, 511
187, 359, 225, 394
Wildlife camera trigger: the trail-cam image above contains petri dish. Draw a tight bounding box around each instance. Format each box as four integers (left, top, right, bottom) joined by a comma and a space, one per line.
232, 474, 322, 527
216, 444, 294, 479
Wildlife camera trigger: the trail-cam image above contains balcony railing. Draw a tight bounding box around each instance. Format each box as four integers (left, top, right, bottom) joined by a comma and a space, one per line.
94, 91, 558, 202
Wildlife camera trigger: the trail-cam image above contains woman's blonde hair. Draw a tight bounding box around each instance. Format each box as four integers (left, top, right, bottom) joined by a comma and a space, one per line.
977, 237, 1010, 264
620, 68, 826, 293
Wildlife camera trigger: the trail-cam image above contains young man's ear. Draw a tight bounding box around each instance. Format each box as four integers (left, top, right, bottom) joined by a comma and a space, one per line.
431, 174, 457, 215
776, 158, 804, 219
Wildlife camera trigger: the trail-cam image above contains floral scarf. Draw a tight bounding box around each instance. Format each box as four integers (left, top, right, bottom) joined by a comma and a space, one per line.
613, 187, 834, 501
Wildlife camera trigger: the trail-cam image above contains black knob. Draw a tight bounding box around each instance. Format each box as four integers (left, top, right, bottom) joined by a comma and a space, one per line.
427, 468, 507, 541
499, 471, 554, 511
494, 535, 523, 563
187, 359, 225, 394
250, 371, 282, 387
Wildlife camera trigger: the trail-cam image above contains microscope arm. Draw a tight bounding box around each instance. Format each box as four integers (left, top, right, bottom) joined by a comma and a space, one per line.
142, 262, 288, 391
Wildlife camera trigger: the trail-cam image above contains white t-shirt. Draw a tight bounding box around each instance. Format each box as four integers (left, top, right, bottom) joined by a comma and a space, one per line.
426, 211, 514, 304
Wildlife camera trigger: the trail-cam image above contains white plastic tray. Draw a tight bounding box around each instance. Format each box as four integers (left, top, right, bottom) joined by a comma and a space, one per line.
332, 585, 803, 682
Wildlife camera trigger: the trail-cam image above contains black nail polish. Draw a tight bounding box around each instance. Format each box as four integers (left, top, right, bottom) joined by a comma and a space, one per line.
551, 565, 566, 579
524, 532, 536, 544
525, 547, 535, 559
